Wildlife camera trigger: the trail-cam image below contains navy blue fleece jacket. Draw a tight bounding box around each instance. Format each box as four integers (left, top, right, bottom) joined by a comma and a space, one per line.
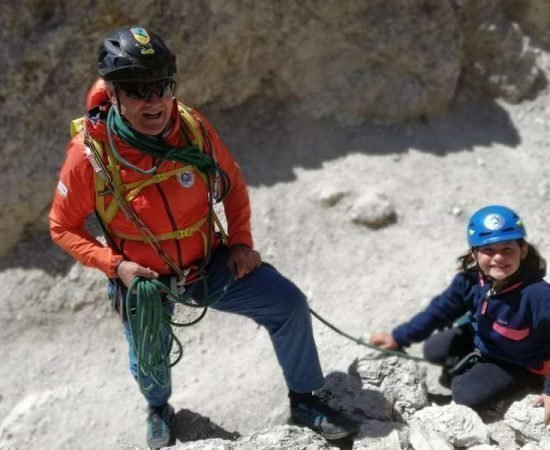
392, 271, 550, 394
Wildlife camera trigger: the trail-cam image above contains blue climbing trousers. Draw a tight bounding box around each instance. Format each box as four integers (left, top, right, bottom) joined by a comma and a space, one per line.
121, 245, 325, 407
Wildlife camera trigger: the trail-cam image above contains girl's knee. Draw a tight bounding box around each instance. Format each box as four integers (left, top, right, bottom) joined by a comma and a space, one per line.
451, 379, 487, 409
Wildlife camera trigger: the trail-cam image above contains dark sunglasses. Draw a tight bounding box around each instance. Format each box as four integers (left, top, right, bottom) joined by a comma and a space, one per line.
116, 79, 175, 101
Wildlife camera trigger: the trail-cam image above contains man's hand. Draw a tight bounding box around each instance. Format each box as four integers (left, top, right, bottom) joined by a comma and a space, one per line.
227, 245, 262, 280
117, 260, 159, 287
368, 332, 400, 350
532, 393, 550, 425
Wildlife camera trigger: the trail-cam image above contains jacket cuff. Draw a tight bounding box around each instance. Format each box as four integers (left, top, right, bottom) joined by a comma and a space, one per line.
107, 255, 124, 279
392, 326, 411, 348
228, 233, 253, 249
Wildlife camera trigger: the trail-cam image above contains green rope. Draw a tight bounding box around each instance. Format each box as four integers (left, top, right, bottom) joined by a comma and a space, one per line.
106, 107, 218, 175
309, 308, 427, 362
106, 105, 231, 284
126, 273, 234, 394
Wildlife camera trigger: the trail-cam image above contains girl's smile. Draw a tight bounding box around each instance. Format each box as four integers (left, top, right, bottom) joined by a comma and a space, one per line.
475, 240, 527, 280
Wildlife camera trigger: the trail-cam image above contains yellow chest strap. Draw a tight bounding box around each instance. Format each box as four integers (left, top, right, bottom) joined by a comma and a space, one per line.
71, 103, 228, 245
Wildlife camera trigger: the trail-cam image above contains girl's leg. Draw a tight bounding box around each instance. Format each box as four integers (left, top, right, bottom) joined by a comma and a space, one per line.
423, 325, 475, 364
451, 360, 539, 409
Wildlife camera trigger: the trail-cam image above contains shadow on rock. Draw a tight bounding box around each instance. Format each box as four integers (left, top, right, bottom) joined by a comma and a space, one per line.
318, 369, 406, 437
0, 231, 73, 275
203, 94, 520, 187
170, 408, 241, 445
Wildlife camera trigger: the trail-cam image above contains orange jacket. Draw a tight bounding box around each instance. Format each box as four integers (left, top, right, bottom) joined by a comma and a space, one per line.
50, 79, 253, 278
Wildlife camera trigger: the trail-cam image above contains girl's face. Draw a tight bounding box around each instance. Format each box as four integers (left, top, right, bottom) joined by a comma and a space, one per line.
474, 240, 527, 280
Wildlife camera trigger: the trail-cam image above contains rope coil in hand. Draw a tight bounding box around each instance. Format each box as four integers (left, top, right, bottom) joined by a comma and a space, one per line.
126, 273, 234, 393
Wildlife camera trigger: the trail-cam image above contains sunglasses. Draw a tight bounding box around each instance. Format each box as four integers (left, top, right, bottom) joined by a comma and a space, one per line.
116, 79, 175, 101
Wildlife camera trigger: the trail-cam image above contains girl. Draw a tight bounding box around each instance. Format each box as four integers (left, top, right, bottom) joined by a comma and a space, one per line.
369, 205, 550, 422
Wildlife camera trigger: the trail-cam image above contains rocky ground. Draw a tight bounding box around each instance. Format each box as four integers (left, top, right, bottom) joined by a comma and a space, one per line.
1, 42, 550, 450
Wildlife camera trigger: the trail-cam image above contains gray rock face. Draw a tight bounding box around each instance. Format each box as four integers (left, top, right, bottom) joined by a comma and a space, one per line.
0, 0, 459, 258
457, 0, 542, 103
504, 0, 550, 48
410, 403, 490, 447
322, 351, 429, 422
505, 395, 550, 445
0, 0, 546, 275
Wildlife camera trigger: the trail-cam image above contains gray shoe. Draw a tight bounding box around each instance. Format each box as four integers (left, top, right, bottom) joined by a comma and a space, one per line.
290, 396, 356, 440
146, 403, 174, 449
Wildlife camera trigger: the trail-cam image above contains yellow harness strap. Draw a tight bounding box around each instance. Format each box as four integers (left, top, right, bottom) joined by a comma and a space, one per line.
70, 104, 228, 249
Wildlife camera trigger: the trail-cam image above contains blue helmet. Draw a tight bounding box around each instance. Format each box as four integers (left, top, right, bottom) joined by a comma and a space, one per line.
467, 205, 526, 248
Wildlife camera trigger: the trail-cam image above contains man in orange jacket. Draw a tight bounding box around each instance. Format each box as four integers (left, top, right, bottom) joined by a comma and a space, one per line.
50, 26, 355, 448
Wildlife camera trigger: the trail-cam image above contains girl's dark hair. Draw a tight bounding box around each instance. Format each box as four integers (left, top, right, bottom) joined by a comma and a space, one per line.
458, 239, 547, 279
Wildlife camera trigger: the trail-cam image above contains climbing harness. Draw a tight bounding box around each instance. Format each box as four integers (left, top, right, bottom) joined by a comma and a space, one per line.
447, 349, 483, 377
72, 102, 238, 394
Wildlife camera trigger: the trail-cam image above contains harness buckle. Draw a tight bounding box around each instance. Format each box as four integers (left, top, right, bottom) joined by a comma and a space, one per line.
170, 274, 188, 296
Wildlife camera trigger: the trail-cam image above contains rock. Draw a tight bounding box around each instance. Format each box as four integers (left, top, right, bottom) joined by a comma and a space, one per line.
353, 352, 428, 420
503, 0, 550, 48
354, 420, 408, 449
170, 425, 336, 449
350, 193, 397, 229
504, 395, 550, 444
318, 186, 348, 207
457, 0, 542, 103
411, 403, 490, 447
409, 421, 454, 450
0, 0, 461, 257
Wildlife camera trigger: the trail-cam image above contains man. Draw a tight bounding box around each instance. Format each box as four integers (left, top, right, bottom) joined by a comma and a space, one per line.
50, 26, 354, 448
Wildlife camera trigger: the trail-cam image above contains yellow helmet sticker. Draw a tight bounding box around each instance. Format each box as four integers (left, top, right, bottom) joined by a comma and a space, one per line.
130, 27, 150, 45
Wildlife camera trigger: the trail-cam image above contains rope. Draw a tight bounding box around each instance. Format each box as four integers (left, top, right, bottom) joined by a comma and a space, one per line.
309, 308, 427, 362
126, 273, 234, 394
104, 107, 232, 279
106, 107, 223, 177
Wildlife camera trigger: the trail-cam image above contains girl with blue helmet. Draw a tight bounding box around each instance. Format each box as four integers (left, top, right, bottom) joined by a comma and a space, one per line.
369, 205, 550, 422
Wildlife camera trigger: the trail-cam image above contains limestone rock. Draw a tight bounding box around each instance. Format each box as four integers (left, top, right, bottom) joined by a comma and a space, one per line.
350, 193, 397, 229
354, 420, 408, 450
0, 0, 461, 257
457, 0, 542, 103
408, 421, 454, 450
411, 403, 490, 447
504, 395, 550, 444
353, 352, 428, 420
503, 0, 550, 48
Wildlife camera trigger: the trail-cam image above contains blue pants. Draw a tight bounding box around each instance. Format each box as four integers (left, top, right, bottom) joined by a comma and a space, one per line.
122, 246, 325, 407
423, 326, 542, 408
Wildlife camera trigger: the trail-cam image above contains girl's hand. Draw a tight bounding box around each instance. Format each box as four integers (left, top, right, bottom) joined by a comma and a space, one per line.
369, 332, 400, 350
531, 393, 550, 424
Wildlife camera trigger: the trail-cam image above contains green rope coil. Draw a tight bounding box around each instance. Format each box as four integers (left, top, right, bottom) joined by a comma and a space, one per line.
126, 273, 234, 394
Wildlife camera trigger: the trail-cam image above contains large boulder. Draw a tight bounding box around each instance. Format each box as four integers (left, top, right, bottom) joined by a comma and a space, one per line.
0, 0, 461, 258
503, 0, 550, 48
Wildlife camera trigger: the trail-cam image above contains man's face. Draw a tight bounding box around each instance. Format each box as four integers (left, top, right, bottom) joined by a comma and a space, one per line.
113, 79, 175, 135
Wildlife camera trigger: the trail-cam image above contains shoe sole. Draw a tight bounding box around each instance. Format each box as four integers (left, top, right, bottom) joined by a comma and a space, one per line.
322, 430, 354, 441
289, 417, 354, 441
147, 435, 170, 449
147, 406, 174, 448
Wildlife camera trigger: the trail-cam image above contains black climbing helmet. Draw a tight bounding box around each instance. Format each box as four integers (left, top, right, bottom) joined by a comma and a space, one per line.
98, 27, 176, 82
